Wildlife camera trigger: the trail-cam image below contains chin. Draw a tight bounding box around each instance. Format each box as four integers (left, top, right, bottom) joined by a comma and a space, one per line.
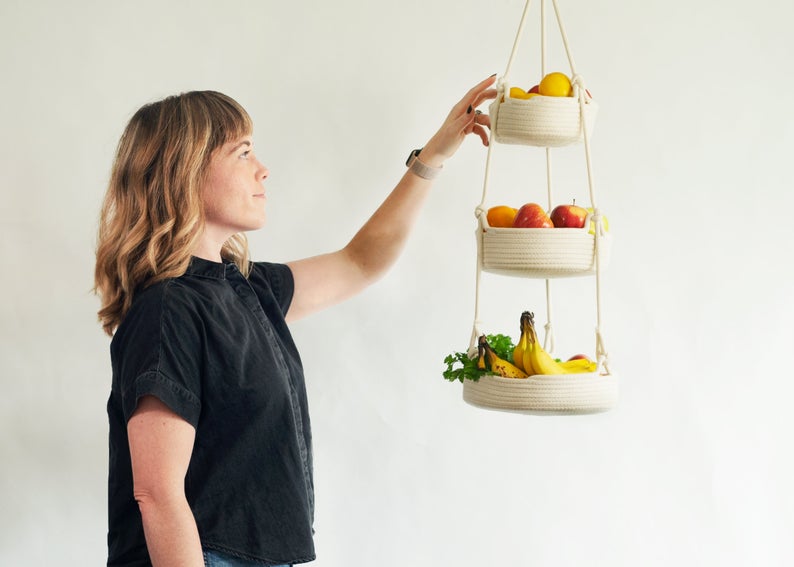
252, 215, 267, 230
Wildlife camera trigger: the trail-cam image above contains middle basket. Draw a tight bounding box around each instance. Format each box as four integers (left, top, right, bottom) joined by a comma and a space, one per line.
477, 210, 611, 278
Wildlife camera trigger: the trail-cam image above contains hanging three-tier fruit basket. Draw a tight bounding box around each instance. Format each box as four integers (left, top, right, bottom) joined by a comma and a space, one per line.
460, 0, 618, 414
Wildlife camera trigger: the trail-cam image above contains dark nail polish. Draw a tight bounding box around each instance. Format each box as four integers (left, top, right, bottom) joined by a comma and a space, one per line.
467, 105, 473, 114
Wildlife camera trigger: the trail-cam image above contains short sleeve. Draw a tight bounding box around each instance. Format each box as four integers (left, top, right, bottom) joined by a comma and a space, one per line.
110, 281, 203, 428
123, 370, 201, 427
250, 262, 295, 315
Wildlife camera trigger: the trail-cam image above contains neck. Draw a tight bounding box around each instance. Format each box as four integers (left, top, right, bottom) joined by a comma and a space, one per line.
192, 228, 230, 262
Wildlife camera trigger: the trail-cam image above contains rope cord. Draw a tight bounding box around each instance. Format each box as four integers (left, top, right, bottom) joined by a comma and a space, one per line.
551, 0, 578, 77
544, 145, 554, 350
540, 0, 546, 77
577, 85, 610, 373
544, 279, 555, 352
470, 129, 496, 355
541, 0, 557, 351
502, 0, 533, 83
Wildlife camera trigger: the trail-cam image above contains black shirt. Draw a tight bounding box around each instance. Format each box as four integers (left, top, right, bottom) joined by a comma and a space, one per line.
106, 257, 315, 566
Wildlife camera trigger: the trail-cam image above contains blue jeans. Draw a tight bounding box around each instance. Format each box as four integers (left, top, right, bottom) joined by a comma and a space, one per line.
203, 549, 291, 567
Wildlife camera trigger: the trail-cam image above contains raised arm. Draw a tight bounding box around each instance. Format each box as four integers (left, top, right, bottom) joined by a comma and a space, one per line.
286, 75, 497, 322
127, 396, 203, 566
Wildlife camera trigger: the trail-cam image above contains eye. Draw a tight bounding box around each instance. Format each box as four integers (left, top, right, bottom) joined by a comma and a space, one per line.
240, 150, 251, 159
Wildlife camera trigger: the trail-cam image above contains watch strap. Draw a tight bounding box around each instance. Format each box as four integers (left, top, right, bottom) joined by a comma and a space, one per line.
406, 148, 442, 180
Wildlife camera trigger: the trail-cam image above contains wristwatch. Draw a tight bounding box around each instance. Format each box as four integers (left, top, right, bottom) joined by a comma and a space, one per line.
405, 148, 443, 180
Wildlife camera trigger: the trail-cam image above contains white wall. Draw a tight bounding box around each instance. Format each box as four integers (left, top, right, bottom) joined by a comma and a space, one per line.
1, 0, 792, 565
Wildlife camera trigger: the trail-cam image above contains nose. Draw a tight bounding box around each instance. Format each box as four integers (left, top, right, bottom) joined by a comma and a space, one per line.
256, 157, 269, 181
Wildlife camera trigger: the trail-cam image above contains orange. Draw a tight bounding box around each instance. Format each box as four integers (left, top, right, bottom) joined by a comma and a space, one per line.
487, 205, 518, 227
538, 72, 572, 97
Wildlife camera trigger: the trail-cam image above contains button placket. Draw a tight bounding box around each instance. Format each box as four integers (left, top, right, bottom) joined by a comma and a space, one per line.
226, 270, 314, 513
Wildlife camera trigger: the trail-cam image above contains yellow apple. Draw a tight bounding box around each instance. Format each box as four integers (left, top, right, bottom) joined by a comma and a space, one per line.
587, 208, 609, 235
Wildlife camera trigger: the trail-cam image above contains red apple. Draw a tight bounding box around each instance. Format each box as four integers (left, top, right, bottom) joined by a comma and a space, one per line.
550, 202, 588, 228
512, 203, 553, 228
567, 354, 590, 361
528, 84, 540, 94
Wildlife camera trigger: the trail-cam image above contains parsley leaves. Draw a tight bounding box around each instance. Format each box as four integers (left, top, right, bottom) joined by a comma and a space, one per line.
442, 333, 516, 383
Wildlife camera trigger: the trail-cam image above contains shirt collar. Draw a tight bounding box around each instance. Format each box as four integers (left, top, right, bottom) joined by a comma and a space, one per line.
186, 256, 234, 279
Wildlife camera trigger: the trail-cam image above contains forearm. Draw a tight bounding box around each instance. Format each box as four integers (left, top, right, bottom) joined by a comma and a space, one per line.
138, 494, 204, 566
343, 163, 437, 281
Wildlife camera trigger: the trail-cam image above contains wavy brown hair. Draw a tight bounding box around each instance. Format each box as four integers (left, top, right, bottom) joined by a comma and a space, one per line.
95, 91, 253, 335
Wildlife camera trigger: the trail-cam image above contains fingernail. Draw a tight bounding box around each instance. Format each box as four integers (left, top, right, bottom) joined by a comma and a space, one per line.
490, 73, 497, 77
467, 105, 472, 114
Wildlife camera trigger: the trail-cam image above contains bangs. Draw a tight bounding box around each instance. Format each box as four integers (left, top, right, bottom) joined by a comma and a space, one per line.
195, 91, 253, 152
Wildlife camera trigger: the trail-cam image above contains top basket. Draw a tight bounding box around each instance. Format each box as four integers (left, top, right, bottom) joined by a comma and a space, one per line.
489, 83, 597, 147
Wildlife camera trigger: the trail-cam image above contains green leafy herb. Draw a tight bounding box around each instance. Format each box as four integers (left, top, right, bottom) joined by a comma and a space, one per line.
442, 333, 516, 383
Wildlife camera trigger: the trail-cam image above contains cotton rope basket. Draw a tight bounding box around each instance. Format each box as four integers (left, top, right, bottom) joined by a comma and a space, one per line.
459, 0, 618, 414
478, 210, 611, 278
461, 303, 618, 415
463, 373, 618, 414
489, 0, 597, 147
489, 85, 597, 147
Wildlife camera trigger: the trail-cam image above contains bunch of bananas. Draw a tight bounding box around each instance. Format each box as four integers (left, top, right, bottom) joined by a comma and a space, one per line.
477, 311, 597, 379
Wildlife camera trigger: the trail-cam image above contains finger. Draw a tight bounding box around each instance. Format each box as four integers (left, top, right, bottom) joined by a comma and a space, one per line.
461, 74, 497, 103
470, 88, 498, 110
452, 111, 477, 135
472, 124, 490, 146
453, 75, 498, 114
473, 111, 492, 130
467, 74, 498, 96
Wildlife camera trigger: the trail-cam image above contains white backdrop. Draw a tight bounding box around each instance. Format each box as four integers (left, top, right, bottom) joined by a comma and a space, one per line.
1, 0, 793, 565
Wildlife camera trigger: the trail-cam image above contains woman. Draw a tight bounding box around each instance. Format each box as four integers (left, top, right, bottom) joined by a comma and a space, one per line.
95, 75, 496, 566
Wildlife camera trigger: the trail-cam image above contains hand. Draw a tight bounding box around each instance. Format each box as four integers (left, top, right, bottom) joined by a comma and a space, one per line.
419, 75, 498, 167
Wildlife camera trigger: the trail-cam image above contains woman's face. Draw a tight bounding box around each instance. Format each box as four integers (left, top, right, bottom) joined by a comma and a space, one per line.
201, 134, 269, 240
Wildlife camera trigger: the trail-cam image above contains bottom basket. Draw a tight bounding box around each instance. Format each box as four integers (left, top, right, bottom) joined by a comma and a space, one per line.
462, 372, 618, 414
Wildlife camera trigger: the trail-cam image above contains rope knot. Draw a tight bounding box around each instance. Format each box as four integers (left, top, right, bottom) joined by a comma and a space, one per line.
570, 74, 591, 101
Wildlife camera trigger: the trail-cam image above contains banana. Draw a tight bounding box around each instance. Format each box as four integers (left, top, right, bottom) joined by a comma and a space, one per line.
524, 313, 595, 375
477, 343, 486, 371
519, 311, 537, 376
479, 335, 528, 379
512, 313, 530, 373
558, 358, 597, 372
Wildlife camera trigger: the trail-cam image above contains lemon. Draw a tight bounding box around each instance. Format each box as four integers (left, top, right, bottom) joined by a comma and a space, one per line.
538, 72, 572, 97
509, 86, 532, 100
